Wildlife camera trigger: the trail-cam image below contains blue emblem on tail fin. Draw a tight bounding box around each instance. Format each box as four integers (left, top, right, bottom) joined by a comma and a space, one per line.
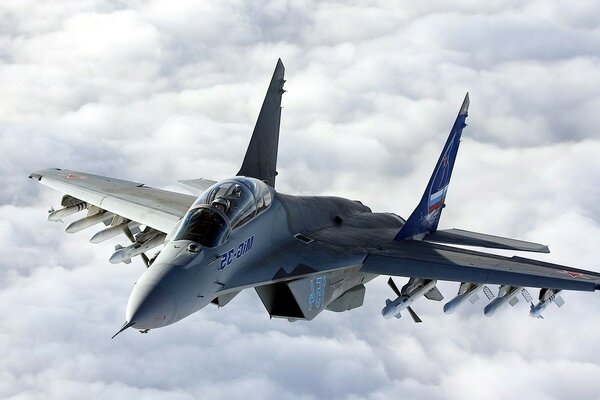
395, 93, 469, 241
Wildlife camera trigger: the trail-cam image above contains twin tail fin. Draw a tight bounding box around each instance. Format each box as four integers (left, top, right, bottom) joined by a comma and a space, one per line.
395, 94, 469, 241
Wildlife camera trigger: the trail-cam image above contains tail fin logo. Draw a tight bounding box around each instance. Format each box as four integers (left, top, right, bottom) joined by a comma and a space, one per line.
426, 137, 455, 216
428, 186, 448, 213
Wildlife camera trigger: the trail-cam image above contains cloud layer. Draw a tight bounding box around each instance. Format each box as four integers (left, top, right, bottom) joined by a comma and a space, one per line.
1, 1, 599, 399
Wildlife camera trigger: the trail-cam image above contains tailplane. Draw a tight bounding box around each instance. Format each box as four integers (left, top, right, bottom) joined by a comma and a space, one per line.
395, 93, 469, 241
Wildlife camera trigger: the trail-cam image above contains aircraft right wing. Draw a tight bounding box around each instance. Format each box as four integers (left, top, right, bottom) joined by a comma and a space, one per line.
29, 168, 198, 265
30, 168, 196, 234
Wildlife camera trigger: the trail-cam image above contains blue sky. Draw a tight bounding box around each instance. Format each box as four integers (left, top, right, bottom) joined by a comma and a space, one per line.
1, 1, 600, 399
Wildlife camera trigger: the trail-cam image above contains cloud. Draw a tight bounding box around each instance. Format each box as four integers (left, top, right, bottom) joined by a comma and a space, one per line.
1, 1, 599, 399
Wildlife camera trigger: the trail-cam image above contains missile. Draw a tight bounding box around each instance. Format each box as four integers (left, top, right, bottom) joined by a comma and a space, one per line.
109, 233, 166, 264
381, 279, 436, 321
65, 211, 113, 234
48, 202, 88, 222
90, 221, 141, 244
483, 285, 521, 317
530, 289, 564, 319
443, 283, 484, 314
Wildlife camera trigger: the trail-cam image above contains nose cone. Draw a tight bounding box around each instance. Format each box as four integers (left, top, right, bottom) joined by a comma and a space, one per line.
381, 303, 395, 319
126, 282, 177, 329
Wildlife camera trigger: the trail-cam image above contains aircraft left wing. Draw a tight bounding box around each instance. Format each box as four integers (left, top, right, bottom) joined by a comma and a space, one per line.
361, 240, 600, 292
218, 218, 600, 295
29, 168, 196, 234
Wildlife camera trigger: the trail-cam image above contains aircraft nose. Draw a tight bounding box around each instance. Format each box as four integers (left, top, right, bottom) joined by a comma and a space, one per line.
126, 282, 176, 329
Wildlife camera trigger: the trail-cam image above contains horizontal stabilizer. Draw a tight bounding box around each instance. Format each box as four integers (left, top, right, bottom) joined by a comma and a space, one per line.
424, 228, 550, 253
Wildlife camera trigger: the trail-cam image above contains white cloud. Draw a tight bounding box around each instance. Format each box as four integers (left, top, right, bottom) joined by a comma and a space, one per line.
1, 1, 599, 399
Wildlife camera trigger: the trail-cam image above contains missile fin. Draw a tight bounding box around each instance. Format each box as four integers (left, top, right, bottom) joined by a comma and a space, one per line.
483, 285, 495, 300
407, 306, 422, 323
424, 284, 444, 301
469, 293, 480, 304
387, 277, 401, 297
521, 288, 533, 303
554, 295, 565, 308
141, 253, 150, 268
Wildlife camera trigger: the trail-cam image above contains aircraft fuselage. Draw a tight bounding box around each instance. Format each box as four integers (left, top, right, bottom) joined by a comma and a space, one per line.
125, 188, 401, 330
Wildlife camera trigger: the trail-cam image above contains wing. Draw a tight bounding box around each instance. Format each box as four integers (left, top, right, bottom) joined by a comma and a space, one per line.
221, 220, 600, 294
307, 223, 600, 292
362, 240, 600, 292
30, 168, 196, 235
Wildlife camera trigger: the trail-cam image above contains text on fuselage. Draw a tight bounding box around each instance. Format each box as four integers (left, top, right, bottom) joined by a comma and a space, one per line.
220, 235, 254, 269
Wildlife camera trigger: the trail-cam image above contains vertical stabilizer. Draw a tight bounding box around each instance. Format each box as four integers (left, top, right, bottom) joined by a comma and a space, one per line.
395, 93, 469, 241
237, 59, 286, 187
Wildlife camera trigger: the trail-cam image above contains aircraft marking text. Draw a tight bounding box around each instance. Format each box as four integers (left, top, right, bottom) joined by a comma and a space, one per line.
308, 276, 327, 311
220, 236, 254, 269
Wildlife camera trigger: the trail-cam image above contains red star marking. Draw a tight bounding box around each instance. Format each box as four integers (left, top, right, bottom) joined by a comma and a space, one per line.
64, 173, 86, 180
564, 271, 584, 279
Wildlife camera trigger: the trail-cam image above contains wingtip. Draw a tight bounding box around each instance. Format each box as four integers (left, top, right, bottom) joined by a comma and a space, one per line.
459, 92, 470, 116
111, 321, 135, 339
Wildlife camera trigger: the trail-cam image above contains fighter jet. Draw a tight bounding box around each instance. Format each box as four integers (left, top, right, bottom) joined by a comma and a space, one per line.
29, 59, 600, 337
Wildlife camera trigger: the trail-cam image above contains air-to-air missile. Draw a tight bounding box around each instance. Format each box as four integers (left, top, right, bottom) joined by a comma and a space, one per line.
443, 283, 486, 314
90, 221, 141, 244
65, 211, 114, 233
109, 233, 166, 265
483, 285, 522, 316
529, 289, 565, 319
381, 278, 438, 322
47, 202, 88, 222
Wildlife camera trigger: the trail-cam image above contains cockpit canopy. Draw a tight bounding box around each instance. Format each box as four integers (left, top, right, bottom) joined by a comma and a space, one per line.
173, 177, 273, 247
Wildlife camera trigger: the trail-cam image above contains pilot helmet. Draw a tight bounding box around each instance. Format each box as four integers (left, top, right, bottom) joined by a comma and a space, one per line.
231, 185, 243, 198
211, 197, 230, 213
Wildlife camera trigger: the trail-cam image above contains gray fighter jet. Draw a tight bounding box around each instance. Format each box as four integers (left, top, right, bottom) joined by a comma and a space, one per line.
29, 59, 600, 338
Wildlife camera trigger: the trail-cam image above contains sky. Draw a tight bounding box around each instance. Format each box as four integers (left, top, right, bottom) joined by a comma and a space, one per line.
1, 1, 600, 399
